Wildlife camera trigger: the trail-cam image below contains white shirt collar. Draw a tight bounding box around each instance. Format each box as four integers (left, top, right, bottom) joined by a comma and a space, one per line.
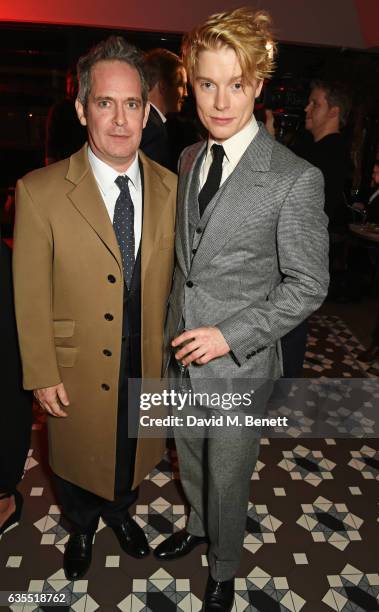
150, 102, 167, 124
206, 115, 259, 164
87, 145, 140, 195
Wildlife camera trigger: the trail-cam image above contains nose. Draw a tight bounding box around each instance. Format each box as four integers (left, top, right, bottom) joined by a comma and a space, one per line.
214, 87, 230, 111
304, 102, 311, 114
183, 83, 188, 97
113, 102, 125, 126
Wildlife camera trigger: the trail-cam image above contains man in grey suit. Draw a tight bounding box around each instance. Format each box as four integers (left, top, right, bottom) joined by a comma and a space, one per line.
154, 7, 329, 611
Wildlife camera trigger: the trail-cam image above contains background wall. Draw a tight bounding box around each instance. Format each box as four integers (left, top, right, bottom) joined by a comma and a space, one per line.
1, 0, 378, 49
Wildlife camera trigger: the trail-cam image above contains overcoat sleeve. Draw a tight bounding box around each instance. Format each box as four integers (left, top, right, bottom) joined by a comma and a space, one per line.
13, 178, 61, 389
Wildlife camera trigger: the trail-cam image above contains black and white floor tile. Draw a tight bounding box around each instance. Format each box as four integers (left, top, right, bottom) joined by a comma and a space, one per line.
0, 315, 378, 611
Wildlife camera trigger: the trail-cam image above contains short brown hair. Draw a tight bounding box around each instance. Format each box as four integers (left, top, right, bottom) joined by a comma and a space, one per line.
144, 48, 183, 91
77, 35, 148, 107
182, 7, 276, 84
311, 79, 352, 128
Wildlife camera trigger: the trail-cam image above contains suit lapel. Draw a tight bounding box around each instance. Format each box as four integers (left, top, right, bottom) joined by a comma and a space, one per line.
190, 126, 274, 276
66, 146, 122, 272
176, 141, 206, 274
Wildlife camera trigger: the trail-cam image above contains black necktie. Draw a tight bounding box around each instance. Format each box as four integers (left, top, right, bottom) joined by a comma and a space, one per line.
114, 175, 135, 289
198, 144, 225, 217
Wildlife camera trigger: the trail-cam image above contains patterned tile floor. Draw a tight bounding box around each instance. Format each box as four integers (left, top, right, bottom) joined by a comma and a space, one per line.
0, 315, 378, 611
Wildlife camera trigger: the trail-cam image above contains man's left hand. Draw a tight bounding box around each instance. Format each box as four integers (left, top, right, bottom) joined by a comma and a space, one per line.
172, 327, 230, 366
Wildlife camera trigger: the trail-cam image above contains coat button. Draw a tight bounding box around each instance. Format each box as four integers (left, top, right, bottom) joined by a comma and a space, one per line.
103, 349, 112, 356
104, 313, 114, 321
186, 280, 194, 288
107, 274, 116, 283
192, 248, 197, 255
196, 227, 202, 234
101, 383, 110, 391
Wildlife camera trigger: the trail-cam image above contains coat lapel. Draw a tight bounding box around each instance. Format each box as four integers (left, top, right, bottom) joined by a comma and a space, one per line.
66, 146, 122, 272
139, 151, 171, 283
190, 126, 274, 277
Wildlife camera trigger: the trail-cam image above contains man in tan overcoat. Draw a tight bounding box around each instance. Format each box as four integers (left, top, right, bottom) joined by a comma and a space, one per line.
13, 36, 176, 580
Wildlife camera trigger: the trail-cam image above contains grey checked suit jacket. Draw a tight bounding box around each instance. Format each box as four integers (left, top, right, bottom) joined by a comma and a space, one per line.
164, 125, 329, 388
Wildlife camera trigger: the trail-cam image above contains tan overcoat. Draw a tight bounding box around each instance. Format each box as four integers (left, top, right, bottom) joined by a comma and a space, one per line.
13, 146, 176, 499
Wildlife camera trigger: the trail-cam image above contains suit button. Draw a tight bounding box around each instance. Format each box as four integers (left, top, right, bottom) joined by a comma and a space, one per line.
104, 313, 114, 321
107, 274, 116, 283
192, 248, 197, 255
196, 227, 202, 234
246, 354, 251, 360
101, 383, 110, 391
103, 349, 112, 356
186, 280, 194, 288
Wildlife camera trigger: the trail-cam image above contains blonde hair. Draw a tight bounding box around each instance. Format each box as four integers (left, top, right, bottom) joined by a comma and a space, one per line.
182, 7, 276, 84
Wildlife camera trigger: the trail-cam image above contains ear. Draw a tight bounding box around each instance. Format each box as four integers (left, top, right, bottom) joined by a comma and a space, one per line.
255, 79, 264, 99
75, 98, 87, 126
143, 101, 150, 129
329, 105, 340, 120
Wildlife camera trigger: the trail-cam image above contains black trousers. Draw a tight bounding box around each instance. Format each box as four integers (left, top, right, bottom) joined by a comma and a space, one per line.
54, 339, 139, 533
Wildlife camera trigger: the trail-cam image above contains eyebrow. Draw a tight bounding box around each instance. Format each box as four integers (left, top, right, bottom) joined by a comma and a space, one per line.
93, 95, 142, 103
195, 75, 243, 84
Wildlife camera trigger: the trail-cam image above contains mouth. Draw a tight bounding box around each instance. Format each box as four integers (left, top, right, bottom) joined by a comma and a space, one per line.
210, 117, 234, 125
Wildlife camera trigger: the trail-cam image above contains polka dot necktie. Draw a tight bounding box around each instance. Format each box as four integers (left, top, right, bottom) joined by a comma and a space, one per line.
198, 143, 225, 217
114, 175, 135, 289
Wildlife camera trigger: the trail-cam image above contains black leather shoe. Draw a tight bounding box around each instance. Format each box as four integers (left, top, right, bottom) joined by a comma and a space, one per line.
154, 530, 208, 560
111, 517, 149, 558
0, 490, 23, 535
63, 533, 93, 581
202, 576, 235, 611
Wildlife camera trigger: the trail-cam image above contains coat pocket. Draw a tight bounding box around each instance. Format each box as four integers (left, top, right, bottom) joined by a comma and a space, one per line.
55, 346, 77, 368
53, 319, 75, 338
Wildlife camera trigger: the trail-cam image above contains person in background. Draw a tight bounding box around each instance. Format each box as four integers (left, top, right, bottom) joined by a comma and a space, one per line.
281, 80, 352, 374
296, 79, 352, 230
13, 36, 176, 580
0, 227, 33, 536
141, 48, 187, 169
45, 67, 87, 165
154, 8, 329, 610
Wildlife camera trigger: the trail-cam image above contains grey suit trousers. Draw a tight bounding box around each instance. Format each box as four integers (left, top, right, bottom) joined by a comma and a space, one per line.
173, 384, 261, 581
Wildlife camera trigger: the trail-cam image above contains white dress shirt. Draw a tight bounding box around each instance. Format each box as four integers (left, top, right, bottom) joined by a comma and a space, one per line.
88, 146, 142, 257
150, 102, 167, 124
199, 115, 259, 191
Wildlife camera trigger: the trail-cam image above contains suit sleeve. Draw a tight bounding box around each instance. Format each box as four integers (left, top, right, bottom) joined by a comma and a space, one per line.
13, 178, 62, 389
217, 166, 329, 366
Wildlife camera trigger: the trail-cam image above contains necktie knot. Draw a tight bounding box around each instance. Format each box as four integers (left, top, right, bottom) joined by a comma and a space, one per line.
115, 174, 130, 192
211, 143, 225, 163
